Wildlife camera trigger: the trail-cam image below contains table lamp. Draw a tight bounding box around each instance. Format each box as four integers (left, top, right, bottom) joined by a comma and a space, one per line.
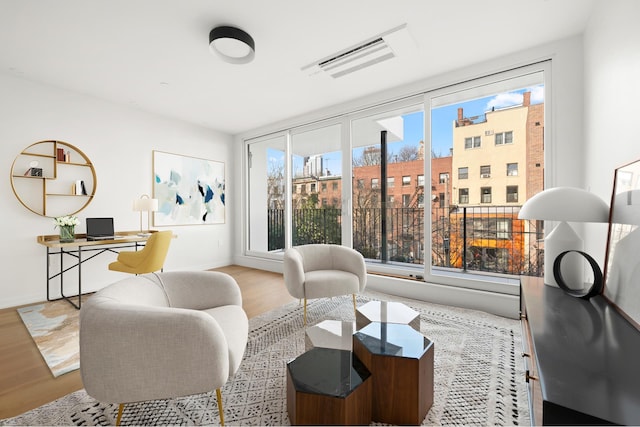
518, 187, 608, 287
133, 194, 158, 236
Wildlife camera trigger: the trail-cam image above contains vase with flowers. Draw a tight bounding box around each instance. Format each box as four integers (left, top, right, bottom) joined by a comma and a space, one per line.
54, 215, 79, 243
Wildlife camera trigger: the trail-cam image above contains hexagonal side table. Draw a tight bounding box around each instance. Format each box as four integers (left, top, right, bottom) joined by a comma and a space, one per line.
356, 300, 420, 331
287, 347, 372, 425
305, 320, 355, 351
353, 322, 434, 425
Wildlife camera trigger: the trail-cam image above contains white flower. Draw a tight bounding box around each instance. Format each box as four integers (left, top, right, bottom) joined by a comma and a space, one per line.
54, 215, 80, 228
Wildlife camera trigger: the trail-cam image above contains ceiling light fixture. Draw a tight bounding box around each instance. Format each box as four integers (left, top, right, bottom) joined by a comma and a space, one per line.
209, 26, 255, 64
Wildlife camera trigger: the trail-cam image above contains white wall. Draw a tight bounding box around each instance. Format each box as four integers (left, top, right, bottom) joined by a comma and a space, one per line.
0, 73, 234, 309
583, 0, 640, 263
233, 35, 587, 318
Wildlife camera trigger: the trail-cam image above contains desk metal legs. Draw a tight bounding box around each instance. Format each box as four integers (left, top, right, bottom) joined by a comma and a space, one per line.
45, 242, 143, 310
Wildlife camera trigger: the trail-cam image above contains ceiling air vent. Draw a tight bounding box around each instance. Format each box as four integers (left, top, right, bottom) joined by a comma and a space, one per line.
302, 24, 415, 79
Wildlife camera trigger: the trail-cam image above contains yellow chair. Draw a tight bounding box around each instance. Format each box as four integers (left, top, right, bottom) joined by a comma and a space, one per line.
108, 230, 172, 274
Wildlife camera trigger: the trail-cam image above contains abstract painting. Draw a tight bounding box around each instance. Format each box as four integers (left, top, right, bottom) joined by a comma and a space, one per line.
153, 151, 225, 225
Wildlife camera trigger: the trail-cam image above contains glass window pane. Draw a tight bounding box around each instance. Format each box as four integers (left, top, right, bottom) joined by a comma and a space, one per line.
248, 134, 286, 253
291, 124, 342, 246
352, 105, 424, 265
430, 69, 544, 278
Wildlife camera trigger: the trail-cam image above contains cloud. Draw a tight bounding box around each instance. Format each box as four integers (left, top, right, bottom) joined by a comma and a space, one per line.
486, 92, 523, 110
529, 84, 544, 104
485, 84, 545, 110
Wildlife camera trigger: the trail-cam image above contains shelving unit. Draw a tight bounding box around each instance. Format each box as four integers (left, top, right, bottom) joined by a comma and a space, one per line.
10, 140, 97, 217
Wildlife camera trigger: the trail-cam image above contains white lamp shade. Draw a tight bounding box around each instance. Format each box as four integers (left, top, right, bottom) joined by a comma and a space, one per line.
133, 197, 158, 212
518, 187, 609, 222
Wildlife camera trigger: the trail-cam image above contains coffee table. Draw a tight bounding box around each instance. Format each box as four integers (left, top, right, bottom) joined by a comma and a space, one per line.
286, 347, 372, 425
356, 300, 421, 331
305, 320, 355, 351
353, 321, 434, 425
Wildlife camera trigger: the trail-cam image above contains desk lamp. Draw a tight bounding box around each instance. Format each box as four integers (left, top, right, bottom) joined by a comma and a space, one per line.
518, 187, 608, 287
133, 194, 158, 237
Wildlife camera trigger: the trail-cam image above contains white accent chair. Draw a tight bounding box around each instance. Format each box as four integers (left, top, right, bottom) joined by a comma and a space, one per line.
283, 244, 367, 325
80, 271, 248, 426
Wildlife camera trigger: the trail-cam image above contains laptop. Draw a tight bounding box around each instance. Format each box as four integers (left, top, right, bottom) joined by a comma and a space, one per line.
86, 217, 118, 241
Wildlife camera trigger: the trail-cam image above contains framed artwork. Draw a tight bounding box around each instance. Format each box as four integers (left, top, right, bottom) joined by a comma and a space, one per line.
153, 150, 225, 225
603, 159, 640, 329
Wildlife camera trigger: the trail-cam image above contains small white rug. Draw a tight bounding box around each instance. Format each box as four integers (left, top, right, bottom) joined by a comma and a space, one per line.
4, 291, 529, 426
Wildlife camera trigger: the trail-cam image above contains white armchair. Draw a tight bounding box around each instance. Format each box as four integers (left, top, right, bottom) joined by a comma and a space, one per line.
79, 271, 248, 426
283, 244, 367, 324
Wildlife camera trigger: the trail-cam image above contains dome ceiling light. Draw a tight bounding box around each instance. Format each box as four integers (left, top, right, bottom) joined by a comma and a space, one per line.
209, 26, 255, 64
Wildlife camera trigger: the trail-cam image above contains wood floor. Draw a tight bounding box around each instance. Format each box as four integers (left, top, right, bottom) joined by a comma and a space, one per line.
0, 265, 296, 420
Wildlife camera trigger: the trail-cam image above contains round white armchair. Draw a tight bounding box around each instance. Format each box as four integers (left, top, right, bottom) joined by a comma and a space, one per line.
283, 244, 367, 324
79, 270, 248, 425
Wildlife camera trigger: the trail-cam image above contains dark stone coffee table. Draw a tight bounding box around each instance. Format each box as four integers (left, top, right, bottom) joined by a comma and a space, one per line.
286, 347, 372, 425
353, 321, 434, 425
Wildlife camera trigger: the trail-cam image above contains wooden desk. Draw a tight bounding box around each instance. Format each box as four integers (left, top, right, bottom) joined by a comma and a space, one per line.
37, 231, 150, 309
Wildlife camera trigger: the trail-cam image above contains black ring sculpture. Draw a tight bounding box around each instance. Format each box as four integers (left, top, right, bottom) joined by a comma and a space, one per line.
553, 250, 603, 299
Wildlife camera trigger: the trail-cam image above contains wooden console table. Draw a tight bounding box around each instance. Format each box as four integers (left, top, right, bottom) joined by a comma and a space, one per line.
37, 232, 150, 309
520, 276, 640, 425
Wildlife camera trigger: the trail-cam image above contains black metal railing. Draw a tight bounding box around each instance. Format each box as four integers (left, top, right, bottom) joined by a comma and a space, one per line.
267, 206, 543, 277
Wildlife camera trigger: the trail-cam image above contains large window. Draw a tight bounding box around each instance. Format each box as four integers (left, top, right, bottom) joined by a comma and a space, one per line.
428, 64, 546, 287
245, 61, 548, 293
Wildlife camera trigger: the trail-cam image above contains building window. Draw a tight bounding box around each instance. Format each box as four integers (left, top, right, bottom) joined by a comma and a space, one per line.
357, 179, 364, 189
438, 192, 445, 208
458, 167, 468, 179
459, 188, 469, 204
495, 131, 513, 145
387, 177, 395, 187
332, 197, 339, 206
480, 165, 491, 178
371, 178, 379, 188
418, 194, 425, 208
438, 173, 449, 184
497, 219, 512, 239
464, 136, 481, 149
507, 163, 518, 176
418, 175, 425, 187
402, 176, 411, 186
332, 182, 338, 190
310, 183, 316, 192
388, 195, 395, 205
506, 185, 518, 202
402, 194, 411, 207
321, 182, 327, 192
481, 187, 492, 203
322, 198, 328, 207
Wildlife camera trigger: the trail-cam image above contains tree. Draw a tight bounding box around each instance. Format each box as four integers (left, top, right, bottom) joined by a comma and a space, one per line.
352, 146, 381, 167
395, 145, 420, 162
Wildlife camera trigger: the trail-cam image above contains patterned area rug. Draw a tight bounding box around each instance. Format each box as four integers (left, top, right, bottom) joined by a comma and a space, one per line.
16, 299, 80, 377
3, 292, 529, 426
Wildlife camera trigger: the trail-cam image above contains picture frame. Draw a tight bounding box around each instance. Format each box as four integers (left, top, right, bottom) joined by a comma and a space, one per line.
603, 158, 640, 329
152, 150, 225, 225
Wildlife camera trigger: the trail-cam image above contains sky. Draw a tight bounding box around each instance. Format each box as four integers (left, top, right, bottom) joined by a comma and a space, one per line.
271, 84, 544, 177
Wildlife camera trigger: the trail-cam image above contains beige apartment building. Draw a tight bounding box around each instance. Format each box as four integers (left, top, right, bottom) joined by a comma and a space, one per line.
447, 92, 544, 273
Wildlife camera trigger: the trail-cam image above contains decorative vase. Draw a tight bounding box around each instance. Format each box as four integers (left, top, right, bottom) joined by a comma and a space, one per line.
59, 225, 75, 243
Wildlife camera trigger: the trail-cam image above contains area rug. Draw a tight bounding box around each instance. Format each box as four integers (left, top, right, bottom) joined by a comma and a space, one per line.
3, 292, 529, 426
16, 298, 80, 377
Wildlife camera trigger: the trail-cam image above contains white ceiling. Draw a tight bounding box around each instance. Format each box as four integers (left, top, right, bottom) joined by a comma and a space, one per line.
0, 0, 596, 136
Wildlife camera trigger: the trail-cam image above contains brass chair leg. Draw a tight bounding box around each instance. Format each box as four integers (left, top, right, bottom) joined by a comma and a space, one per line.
303, 298, 307, 325
216, 388, 225, 426
116, 403, 125, 426
352, 294, 357, 317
